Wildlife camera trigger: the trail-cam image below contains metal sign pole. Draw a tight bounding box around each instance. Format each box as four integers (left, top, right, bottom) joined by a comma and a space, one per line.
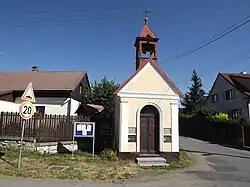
72, 122, 76, 159
92, 136, 95, 158
92, 122, 95, 158
72, 135, 75, 159
18, 82, 36, 170
18, 120, 25, 170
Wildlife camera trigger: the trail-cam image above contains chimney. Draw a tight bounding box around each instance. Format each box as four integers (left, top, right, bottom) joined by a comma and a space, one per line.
240, 71, 246, 74
31, 66, 39, 72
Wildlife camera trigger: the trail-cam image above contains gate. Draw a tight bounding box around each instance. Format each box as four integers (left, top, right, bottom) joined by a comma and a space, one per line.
243, 125, 250, 147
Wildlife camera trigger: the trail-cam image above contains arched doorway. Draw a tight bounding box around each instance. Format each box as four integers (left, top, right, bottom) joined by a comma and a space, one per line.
140, 105, 159, 153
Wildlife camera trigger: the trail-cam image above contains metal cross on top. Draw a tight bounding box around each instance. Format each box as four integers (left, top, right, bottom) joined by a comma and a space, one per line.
144, 8, 151, 25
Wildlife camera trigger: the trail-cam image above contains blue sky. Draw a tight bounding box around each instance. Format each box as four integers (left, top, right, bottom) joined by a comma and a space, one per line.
0, 0, 249, 94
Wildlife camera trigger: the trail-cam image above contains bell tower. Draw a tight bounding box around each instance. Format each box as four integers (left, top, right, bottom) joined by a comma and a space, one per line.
135, 13, 159, 70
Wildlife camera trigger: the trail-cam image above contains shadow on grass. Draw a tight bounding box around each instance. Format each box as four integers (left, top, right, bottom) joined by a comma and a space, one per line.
0, 151, 16, 167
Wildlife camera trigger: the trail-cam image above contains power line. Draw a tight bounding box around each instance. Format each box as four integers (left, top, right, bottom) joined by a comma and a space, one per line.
66, 7, 128, 13
2, 6, 137, 28
199, 52, 250, 78
222, 50, 250, 64
159, 14, 250, 65
13, 12, 142, 28
5, 6, 129, 15
155, 50, 250, 104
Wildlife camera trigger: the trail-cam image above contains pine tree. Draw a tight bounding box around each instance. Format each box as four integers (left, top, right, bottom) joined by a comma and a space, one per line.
181, 70, 206, 113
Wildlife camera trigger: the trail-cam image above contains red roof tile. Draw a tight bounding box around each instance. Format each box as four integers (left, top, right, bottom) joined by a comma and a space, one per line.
220, 72, 250, 96
114, 61, 184, 97
220, 73, 250, 82
139, 25, 157, 38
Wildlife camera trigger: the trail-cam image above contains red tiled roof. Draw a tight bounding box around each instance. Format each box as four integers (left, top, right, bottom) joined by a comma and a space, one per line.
220, 73, 250, 82
139, 25, 157, 38
114, 61, 184, 97
0, 71, 87, 91
220, 73, 250, 96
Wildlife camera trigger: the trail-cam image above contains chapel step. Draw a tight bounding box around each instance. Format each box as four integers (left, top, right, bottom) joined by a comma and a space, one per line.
138, 153, 161, 157
136, 156, 168, 167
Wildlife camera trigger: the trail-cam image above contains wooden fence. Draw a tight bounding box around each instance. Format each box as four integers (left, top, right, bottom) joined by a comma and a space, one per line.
0, 112, 115, 153
0, 112, 90, 143
180, 118, 250, 148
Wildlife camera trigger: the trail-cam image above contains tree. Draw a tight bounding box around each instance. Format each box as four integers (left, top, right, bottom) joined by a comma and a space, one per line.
181, 70, 206, 113
84, 76, 119, 118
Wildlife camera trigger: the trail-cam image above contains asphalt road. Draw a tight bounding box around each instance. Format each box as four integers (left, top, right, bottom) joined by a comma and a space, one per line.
179, 136, 250, 186
1, 137, 250, 186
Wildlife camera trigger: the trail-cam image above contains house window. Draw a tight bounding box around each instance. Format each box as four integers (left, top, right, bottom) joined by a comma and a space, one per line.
164, 128, 172, 143
79, 84, 83, 94
230, 109, 241, 118
36, 106, 45, 115
211, 94, 218, 103
224, 89, 235, 100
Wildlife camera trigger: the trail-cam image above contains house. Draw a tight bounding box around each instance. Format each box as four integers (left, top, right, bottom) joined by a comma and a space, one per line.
113, 17, 183, 162
206, 72, 250, 118
0, 67, 90, 116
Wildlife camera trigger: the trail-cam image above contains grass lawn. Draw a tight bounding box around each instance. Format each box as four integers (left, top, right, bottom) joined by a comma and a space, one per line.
140, 151, 193, 171
165, 150, 193, 170
0, 147, 192, 182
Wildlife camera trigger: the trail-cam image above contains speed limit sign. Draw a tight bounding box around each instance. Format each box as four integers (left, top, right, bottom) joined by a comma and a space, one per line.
19, 101, 36, 120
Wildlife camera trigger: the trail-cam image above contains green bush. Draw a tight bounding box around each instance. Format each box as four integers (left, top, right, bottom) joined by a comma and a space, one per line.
210, 112, 229, 122
180, 106, 241, 125
100, 148, 117, 161
179, 113, 195, 119
194, 107, 218, 119
215, 112, 229, 120
208, 112, 241, 124
180, 107, 218, 120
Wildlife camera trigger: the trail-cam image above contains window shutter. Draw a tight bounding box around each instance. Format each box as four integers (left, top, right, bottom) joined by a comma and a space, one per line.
223, 91, 226, 100
239, 109, 242, 116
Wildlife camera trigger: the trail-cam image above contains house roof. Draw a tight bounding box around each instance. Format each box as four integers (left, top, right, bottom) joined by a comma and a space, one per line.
114, 61, 184, 97
75, 103, 105, 115
220, 73, 250, 97
0, 90, 13, 96
0, 71, 87, 92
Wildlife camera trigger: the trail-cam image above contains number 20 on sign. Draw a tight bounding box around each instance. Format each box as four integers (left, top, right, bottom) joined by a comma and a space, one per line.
19, 101, 36, 120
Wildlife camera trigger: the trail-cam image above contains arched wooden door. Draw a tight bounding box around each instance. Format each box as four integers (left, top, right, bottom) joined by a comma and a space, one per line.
140, 105, 159, 153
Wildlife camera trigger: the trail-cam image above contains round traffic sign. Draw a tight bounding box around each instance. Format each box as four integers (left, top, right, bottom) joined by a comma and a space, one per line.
19, 101, 36, 120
